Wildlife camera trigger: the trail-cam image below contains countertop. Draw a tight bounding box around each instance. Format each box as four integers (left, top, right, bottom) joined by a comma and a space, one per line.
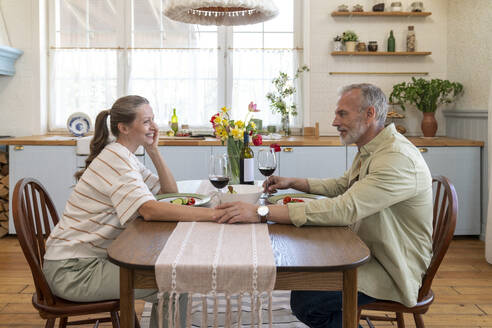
0, 135, 484, 147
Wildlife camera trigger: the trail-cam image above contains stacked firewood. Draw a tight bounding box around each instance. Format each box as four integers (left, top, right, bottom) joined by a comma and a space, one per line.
0, 151, 8, 237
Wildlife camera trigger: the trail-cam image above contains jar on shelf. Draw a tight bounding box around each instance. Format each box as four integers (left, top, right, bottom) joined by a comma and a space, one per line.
407, 26, 416, 52
410, 1, 424, 12
390, 1, 402, 11
368, 41, 378, 52
372, 0, 385, 12
357, 42, 367, 52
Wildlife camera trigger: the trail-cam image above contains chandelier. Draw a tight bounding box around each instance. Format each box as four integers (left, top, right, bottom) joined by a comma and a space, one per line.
163, 0, 279, 26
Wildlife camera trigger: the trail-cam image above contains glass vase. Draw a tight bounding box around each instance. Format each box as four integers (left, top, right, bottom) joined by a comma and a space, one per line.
281, 115, 291, 136
226, 136, 242, 184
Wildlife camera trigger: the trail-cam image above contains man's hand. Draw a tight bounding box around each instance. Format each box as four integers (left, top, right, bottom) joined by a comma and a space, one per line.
263, 175, 291, 194
215, 202, 259, 224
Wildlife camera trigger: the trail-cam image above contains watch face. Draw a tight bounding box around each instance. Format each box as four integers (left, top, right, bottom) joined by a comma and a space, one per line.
257, 206, 269, 216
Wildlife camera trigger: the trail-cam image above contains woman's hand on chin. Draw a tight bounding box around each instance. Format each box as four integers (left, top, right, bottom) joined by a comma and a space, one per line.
144, 123, 159, 153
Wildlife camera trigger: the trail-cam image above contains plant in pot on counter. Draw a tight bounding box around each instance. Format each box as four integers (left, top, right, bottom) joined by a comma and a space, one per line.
341, 30, 358, 52
390, 77, 463, 137
266, 65, 309, 136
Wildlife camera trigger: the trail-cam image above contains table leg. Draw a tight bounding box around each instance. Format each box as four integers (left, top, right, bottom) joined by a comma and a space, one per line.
120, 267, 135, 328
343, 268, 358, 328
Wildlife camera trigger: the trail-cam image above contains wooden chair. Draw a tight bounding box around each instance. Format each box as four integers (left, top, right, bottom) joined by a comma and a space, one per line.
12, 178, 140, 328
358, 175, 458, 328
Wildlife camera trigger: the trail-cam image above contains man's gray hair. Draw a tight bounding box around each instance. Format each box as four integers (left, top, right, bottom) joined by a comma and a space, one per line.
340, 83, 388, 125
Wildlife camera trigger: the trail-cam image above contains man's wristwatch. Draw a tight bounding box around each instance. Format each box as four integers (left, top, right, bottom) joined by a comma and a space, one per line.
257, 205, 270, 223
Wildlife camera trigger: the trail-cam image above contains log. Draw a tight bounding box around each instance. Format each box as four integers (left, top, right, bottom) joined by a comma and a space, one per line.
0, 152, 7, 164
0, 212, 8, 221
0, 164, 7, 176
0, 186, 8, 199
0, 220, 8, 230
0, 226, 7, 238
0, 175, 8, 187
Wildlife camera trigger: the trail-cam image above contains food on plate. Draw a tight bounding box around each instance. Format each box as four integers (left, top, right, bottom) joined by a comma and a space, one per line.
227, 185, 237, 194
175, 132, 191, 137
282, 196, 305, 204
170, 197, 195, 205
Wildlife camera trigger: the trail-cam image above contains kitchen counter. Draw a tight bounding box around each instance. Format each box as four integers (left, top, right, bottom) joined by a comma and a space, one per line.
0, 135, 484, 147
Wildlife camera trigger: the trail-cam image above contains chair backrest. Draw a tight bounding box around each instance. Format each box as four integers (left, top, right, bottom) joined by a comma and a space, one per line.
12, 178, 60, 306
418, 175, 458, 300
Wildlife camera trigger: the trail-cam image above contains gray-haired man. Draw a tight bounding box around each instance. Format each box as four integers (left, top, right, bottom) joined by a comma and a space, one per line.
217, 83, 433, 327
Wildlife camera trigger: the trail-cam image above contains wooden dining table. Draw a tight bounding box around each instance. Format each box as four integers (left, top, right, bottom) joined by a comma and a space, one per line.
107, 181, 371, 328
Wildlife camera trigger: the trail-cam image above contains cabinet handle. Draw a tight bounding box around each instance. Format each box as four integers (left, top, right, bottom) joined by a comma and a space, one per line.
14, 146, 24, 151
419, 148, 428, 153
283, 147, 293, 152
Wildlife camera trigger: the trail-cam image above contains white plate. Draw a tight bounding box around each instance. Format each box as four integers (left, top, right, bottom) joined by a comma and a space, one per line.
67, 112, 91, 137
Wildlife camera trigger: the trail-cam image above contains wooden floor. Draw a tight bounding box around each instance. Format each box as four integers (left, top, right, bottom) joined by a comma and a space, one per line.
0, 236, 491, 327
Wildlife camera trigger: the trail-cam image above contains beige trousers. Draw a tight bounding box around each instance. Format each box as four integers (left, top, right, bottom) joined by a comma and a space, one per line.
43, 257, 187, 328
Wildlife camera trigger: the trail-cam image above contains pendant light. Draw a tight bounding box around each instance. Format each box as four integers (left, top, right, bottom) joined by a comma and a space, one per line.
163, 0, 279, 26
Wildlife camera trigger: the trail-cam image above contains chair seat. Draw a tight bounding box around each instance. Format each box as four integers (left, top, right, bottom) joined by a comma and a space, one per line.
360, 290, 434, 315
32, 293, 120, 318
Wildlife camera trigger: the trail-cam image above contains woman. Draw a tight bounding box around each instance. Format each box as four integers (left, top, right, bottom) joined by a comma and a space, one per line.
43, 95, 222, 327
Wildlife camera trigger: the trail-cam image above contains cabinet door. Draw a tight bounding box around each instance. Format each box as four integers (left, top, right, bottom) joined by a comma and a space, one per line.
279, 147, 346, 179
419, 146, 481, 235
9, 146, 76, 233
145, 146, 212, 181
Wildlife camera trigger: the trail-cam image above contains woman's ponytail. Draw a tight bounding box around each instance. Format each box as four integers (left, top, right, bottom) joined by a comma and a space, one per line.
74, 109, 111, 180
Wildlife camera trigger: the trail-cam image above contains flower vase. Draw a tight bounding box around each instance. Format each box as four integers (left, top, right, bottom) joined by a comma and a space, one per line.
281, 115, 291, 136
227, 137, 242, 184
421, 112, 437, 137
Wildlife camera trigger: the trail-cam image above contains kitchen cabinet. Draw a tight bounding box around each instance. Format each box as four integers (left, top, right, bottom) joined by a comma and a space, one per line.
347, 145, 481, 235
145, 146, 212, 181
9, 145, 76, 233
419, 146, 481, 235
279, 146, 346, 179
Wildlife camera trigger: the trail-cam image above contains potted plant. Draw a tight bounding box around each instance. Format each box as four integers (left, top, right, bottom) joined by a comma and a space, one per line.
341, 30, 358, 52
266, 65, 310, 136
333, 35, 343, 52
390, 77, 464, 137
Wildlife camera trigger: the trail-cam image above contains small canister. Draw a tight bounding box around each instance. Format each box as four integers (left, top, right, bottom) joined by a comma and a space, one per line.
411, 1, 424, 12
356, 42, 367, 51
390, 2, 402, 11
368, 41, 378, 52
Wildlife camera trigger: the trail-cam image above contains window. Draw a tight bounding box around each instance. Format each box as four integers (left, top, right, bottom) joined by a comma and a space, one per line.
49, 0, 302, 131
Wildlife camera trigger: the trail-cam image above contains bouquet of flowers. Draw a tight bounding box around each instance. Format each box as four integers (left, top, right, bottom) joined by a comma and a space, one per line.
210, 102, 263, 183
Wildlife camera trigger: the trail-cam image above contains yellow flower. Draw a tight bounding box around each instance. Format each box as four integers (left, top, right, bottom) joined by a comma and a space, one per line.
221, 118, 229, 126
213, 116, 222, 125
230, 127, 243, 140
221, 106, 229, 113
235, 120, 245, 129
249, 122, 256, 130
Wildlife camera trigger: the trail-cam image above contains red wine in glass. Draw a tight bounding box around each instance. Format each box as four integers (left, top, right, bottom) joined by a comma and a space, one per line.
209, 176, 230, 189
259, 167, 276, 177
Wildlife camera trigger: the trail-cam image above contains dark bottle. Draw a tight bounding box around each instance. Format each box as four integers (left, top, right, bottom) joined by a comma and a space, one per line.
387, 30, 395, 52
240, 131, 254, 185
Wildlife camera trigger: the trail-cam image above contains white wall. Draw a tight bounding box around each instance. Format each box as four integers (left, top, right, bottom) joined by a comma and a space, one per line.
447, 0, 492, 111
307, 0, 449, 136
0, 0, 47, 137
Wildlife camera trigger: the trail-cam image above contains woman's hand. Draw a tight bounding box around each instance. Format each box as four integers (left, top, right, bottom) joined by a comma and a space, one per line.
215, 202, 259, 224
263, 175, 291, 193
144, 122, 159, 154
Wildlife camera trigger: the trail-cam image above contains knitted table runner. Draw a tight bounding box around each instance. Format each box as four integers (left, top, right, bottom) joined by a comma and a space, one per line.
155, 221, 276, 328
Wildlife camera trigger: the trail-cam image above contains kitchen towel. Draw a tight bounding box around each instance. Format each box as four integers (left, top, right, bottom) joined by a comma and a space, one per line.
155, 221, 276, 327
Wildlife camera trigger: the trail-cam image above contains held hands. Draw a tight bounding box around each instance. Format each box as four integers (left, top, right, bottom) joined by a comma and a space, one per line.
215, 202, 259, 224
263, 175, 291, 194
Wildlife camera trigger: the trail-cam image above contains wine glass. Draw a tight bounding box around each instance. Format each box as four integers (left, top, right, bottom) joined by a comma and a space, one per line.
209, 154, 230, 196
257, 148, 277, 198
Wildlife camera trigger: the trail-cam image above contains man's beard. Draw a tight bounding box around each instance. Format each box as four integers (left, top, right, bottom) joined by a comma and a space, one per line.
339, 118, 367, 145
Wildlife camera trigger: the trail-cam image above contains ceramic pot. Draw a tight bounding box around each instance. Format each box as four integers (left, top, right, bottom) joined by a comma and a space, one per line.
345, 41, 357, 52
333, 41, 343, 52
421, 112, 437, 137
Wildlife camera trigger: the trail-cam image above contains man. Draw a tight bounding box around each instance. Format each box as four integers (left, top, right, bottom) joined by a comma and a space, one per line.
217, 83, 434, 328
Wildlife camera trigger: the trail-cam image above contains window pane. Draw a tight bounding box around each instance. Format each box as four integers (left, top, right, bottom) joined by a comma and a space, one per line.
264, 0, 293, 32
233, 33, 263, 48
50, 49, 118, 128
128, 49, 218, 128
264, 33, 293, 48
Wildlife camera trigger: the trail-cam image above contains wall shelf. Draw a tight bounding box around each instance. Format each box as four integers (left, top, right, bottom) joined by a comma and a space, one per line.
331, 11, 432, 17
0, 45, 23, 76
331, 51, 431, 56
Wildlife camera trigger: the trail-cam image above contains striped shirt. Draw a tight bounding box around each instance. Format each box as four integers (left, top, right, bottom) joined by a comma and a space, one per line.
45, 142, 160, 260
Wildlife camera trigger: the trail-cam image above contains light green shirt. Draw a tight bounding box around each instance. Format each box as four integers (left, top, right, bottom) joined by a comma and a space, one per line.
288, 124, 433, 307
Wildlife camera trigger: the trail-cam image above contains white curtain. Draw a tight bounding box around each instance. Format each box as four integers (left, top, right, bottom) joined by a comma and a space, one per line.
49, 49, 118, 128
231, 49, 300, 128
486, 79, 492, 263
128, 48, 218, 128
